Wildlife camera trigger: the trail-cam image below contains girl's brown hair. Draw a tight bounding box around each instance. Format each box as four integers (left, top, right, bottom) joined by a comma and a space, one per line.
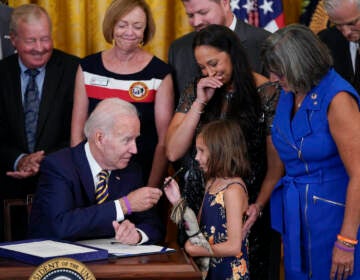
198, 120, 250, 179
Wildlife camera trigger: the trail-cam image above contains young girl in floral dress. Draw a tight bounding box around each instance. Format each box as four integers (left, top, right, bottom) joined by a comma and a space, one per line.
165, 120, 250, 280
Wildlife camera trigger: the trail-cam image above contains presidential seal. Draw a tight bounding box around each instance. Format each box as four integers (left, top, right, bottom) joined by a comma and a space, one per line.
29, 257, 96, 280
129, 81, 149, 100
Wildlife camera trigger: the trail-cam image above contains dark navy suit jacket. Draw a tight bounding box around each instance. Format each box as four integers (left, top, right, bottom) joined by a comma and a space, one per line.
0, 49, 79, 198
29, 142, 165, 243
318, 27, 354, 86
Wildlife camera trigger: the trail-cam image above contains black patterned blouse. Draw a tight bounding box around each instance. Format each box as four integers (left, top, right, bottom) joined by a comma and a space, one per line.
174, 79, 279, 280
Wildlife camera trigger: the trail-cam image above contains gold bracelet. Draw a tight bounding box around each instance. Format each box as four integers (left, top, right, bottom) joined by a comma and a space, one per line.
194, 99, 207, 106
193, 109, 204, 114
337, 239, 355, 248
337, 234, 358, 245
191, 102, 204, 114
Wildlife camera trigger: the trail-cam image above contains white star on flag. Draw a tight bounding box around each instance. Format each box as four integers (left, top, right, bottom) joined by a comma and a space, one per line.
242, 0, 256, 13
260, 0, 274, 15
230, 0, 241, 11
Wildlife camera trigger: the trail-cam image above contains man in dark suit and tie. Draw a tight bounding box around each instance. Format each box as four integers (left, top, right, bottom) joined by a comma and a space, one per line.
168, 0, 270, 101
29, 98, 165, 243
0, 2, 15, 59
0, 4, 79, 241
319, 0, 360, 92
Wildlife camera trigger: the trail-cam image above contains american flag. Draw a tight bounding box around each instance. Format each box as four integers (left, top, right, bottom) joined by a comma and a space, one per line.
231, 0, 285, 32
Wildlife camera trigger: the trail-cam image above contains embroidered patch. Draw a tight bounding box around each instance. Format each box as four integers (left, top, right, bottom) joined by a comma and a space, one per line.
129, 82, 149, 100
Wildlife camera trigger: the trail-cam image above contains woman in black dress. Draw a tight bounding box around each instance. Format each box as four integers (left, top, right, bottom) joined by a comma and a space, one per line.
166, 24, 280, 279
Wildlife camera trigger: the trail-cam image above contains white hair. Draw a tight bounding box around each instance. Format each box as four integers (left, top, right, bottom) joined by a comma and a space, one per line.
323, 0, 360, 13
84, 98, 138, 139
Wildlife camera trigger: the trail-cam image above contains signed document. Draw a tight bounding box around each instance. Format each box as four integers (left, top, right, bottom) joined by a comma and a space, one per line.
78, 238, 175, 257
0, 240, 96, 258
0, 239, 108, 265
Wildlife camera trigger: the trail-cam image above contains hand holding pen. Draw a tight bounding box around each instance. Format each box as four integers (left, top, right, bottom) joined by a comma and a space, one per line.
162, 167, 183, 206
161, 167, 184, 190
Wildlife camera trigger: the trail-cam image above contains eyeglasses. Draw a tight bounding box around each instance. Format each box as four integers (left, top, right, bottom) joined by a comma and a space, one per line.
333, 15, 360, 29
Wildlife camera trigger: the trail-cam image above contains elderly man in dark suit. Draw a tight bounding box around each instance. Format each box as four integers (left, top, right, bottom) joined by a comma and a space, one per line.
169, 0, 270, 101
319, 0, 360, 93
0, 2, 14, 59
0, 3, 79, 241
29, 98, 164, 243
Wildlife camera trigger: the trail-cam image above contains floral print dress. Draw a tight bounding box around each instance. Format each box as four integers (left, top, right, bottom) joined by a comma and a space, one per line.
200, 182, 249, 280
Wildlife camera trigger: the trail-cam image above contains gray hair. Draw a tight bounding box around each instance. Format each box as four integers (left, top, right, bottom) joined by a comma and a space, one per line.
84, 98, 138, 139
262, 24, 333, 93
9, 4, 52, 35
323, 0, 360, 13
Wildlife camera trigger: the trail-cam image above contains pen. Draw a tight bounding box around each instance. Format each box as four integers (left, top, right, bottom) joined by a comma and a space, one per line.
161, 166, 184, 189
110, 241, 137, 246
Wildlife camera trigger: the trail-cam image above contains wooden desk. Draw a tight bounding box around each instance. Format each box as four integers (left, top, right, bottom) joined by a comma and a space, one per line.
0, 249, 202, 280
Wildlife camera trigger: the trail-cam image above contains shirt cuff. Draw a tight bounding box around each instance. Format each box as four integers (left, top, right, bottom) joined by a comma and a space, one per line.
137, 229, 149, 244
14, 153, 27, 171
114, 201, 149, 244
114, 200, 124, 222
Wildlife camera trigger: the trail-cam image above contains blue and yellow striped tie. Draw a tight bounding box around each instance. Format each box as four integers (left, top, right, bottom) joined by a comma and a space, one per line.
96, 170, 109, 204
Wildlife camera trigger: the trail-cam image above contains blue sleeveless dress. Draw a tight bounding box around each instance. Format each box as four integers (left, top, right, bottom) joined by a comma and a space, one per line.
270, 69, 360, 279
200, 182, 249, 280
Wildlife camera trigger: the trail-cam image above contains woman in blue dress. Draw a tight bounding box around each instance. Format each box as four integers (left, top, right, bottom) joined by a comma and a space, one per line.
247, 24, 360, 279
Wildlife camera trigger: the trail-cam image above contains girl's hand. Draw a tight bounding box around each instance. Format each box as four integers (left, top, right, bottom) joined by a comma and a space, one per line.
163, 177, 181, 205
196, 77, 223, 103
185, 239, 212, 257
184, 239, 197, 256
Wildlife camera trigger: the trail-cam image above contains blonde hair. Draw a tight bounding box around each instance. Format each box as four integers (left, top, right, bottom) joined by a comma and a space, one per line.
102, 0, 155, 45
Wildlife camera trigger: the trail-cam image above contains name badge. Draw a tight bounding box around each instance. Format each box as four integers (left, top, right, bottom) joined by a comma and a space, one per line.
89, 76, 109, 86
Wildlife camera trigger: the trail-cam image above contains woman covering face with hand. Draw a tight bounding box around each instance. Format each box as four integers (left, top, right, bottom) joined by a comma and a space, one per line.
166, 24, 280, 279
71, 0, 174, 187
